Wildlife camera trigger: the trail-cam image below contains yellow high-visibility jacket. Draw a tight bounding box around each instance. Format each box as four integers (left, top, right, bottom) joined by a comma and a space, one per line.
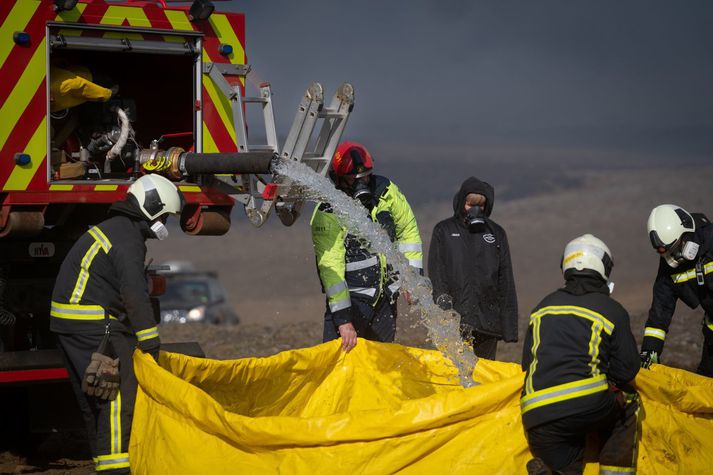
311, 176, 422, 324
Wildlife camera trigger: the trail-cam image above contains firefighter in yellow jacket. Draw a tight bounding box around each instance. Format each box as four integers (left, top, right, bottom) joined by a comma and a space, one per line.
311, 142, 422, 351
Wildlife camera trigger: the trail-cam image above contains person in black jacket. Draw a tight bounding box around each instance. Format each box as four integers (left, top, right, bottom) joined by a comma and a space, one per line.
428, 176, 517, 358
50, 174, 183, 474
641, 204, 713, 376
522, 234, 640, 475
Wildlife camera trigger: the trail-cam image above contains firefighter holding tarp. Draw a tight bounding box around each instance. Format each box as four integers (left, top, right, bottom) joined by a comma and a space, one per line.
521, 235, 640, 475
311, 142, 422, 351
50, 174, 183, 474
641, 204, 713, 376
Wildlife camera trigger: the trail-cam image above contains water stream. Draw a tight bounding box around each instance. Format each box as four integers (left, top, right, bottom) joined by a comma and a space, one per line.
275, 160, 478, 387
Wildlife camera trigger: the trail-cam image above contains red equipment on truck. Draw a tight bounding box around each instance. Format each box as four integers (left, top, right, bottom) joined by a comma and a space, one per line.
0, 0, 353, 441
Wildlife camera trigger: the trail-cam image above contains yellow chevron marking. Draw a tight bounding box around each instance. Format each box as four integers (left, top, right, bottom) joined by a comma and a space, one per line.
49, 184, 74, 191
208, 14, 246, 65
164, 10, 193, 31
54, 3, 87, 25
94, 185, 118, 191
101, 6, 151, 27
4, 117, 46, 191
203, 74, 236, 146
202, 121, 218, 153
0, 0, 39, 68
178, 185, 201, 192
0, 37, 45, 150
163, 10, 193, 43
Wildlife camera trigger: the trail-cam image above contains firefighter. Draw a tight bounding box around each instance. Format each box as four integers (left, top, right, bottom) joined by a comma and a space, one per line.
641, 204, 713, 376
50, 174, 184, 474
521, 234, 640, 475
311, 141, 422, 351
428, 177, 518, 359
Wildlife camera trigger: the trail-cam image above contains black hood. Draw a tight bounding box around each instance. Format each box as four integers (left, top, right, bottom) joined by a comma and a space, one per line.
108, 195, 147, 221
561, 271, 610, 296
452, 176, 495, 219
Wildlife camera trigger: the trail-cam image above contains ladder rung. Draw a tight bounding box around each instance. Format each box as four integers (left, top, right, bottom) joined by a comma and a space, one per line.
318, 109, 346, 119
244, 97, 269, 104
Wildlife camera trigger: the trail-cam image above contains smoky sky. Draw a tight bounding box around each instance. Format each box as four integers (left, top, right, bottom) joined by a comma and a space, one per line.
219, 1, 713, 161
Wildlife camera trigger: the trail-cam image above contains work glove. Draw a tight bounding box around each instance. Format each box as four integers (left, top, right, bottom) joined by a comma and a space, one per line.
82, 352, 120, 401
640, 350, 659, 369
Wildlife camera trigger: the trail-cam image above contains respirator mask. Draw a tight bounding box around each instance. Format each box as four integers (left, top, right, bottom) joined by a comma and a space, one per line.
352, 178, 373, 209
464, 206, 486, 233
339, 176, 373, 209
150, 220, 169, 241
662, 239, 699, 268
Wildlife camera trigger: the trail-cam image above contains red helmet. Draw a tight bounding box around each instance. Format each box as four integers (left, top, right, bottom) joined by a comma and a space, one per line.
331, 141, 373, 179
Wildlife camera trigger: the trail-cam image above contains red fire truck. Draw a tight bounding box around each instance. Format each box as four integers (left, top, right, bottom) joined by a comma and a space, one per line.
0, 0, 353, 442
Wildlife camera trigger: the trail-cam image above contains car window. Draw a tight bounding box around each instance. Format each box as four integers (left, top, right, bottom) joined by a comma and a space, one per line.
162, 280, 212, 306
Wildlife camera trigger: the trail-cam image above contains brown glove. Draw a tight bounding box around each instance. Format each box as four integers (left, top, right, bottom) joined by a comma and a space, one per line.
82, 352, 120, 401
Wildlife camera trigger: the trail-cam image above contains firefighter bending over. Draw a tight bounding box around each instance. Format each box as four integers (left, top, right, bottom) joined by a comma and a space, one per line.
521, 235, 640, 475
50, 174, 183, 474
311, 142, 422, 352
641, 204, 713, 376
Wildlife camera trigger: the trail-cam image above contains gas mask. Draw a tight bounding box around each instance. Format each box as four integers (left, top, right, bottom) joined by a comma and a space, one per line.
339, 176, 373, 209
464, 206, 486, 233
663, 239, 699, 268
150, 220, 169, 241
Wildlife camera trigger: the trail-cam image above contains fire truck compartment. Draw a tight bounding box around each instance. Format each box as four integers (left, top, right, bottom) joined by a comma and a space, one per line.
48, 24, 201, 182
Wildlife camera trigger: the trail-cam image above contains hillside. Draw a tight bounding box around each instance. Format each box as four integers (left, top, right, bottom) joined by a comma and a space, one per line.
150, 163, 713, 372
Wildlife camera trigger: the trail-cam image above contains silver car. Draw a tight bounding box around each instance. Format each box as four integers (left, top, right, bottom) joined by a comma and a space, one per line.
159, 271, 240, 325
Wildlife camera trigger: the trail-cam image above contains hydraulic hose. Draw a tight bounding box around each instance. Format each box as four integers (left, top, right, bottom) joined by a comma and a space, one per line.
180, 152, 276, 175
138, 147, 277, 178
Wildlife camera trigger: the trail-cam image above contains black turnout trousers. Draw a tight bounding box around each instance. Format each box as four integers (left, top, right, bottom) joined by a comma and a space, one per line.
57, 331, 138, 474
526, 391, 639, 475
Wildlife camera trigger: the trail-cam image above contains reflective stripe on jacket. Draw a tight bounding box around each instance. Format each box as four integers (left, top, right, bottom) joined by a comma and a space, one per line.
50, 215, 159, 354
520, 277, 639, 429
311, 176, 422, 314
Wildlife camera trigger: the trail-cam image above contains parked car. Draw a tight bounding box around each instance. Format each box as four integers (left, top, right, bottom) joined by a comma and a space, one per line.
158, 269, 240, 325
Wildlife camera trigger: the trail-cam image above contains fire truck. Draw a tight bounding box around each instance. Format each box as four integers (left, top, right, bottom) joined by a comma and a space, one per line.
0, 0, 353, 441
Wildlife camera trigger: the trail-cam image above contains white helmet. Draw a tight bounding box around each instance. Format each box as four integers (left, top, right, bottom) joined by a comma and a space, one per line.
128, 174, 184, 221
561, 234, 613, 281
647, 204, 697, 267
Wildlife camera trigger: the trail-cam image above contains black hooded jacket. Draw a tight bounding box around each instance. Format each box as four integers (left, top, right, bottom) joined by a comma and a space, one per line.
50, 197, 160, 355
428, 177, 518, 341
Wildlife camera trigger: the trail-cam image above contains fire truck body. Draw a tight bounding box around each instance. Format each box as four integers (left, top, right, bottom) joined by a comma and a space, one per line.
0, 0, 354, 438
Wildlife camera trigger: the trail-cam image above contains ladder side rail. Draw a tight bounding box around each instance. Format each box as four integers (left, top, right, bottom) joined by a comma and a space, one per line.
260, 84, 279, 152
288, 98, 323, 162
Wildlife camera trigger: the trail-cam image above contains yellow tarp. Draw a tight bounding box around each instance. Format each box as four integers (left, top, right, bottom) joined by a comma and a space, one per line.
130, 339, 713, 474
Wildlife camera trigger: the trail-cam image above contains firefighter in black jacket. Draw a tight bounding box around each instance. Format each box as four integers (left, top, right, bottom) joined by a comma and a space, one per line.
642, 204, 713, 376
428, 176, 517, 358
521, 234, 640, 475
50, 174, 183, 474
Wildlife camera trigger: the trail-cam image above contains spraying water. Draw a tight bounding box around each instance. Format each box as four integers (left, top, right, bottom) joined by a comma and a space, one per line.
275, 160, 478, 387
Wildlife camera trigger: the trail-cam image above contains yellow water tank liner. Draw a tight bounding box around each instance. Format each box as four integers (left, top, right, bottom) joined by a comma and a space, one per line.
130, 338, 713, 474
